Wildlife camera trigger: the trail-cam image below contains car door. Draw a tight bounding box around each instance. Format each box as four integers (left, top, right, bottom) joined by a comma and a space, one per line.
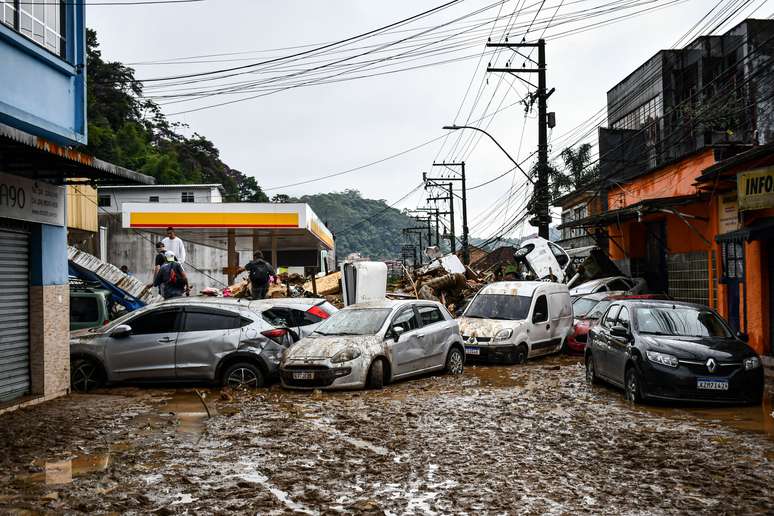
417, 305, 451, 369
105, 307, 182, 381
388, 306, 425, 377
529, 293, 552, 355
594, 305, 620, 379
605, 306, 631, 384
175, 307, 243, 379
548, 292, 572, 351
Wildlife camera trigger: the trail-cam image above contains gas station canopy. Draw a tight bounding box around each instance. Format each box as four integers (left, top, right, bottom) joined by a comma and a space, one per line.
121, 202, 334, 269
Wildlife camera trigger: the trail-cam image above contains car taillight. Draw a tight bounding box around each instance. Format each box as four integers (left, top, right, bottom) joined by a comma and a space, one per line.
307, 305, 330, 319
102, 320, 110, 326
262, 328, 288, 344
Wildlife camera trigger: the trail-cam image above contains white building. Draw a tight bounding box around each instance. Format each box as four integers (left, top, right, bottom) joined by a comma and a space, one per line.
97, 184, 224, 213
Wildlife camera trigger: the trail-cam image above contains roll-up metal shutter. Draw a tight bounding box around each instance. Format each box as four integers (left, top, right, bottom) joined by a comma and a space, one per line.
0, 227, 30, 402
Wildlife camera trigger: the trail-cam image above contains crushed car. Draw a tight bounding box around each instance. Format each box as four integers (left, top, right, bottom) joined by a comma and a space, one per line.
569, 276, 647, 299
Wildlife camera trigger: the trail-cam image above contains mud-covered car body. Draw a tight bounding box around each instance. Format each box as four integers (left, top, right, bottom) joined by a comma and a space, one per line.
69, 297, 318, 388
586, 300, 764, 404
569, 276, 647, 299
567, 291, 627, 353
458, 281, 573, 363
281, 300, 464, 389
513, 237, 573, 282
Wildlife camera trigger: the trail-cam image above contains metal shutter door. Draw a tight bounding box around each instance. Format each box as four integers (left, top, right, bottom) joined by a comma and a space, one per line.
0, 228, 30, 402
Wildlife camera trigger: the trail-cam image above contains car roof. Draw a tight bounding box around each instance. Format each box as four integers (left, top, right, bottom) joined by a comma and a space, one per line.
156, 296, 325, 310
481, 281, 567, 296
343, 299, 442, 310
575, 290, 627, 302
609, 299, 708, 310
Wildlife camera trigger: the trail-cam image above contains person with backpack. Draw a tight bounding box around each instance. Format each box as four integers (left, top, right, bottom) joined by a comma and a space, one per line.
240, 251, 275, 300
153, 251, 189, 299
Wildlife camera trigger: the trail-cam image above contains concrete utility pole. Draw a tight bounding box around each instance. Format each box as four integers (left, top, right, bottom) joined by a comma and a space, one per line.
424, 177, 456, 254
402, 227, 426, 265
425, 164, 469, 264
413, 207, 441, 247
486, 39, 555, 239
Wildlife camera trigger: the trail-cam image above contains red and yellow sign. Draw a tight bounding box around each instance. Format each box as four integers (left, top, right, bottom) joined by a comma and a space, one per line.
129, 211, 299, 228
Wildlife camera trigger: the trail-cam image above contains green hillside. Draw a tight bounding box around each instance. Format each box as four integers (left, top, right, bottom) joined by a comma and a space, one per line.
293, 190, 414, 260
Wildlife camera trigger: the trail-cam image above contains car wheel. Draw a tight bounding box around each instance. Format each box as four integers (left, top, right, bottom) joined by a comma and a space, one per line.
223, 362, 264, 390
512, 344, 528, 365
445, 347, 464, 375
366, 359, 385, 390
624, 366, 643, 403
585, 354, 598, 385
71, 358, 104, 392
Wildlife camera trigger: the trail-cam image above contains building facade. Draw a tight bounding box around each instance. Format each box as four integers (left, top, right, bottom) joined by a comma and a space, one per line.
0, 2, 152, 410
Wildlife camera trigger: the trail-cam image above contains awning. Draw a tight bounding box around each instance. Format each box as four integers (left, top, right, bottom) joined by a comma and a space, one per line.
558, 195, 703, 229
0, 121, 154, 185
716, 217, 774, 243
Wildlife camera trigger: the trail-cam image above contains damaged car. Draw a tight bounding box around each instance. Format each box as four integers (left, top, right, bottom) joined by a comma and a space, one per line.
513, 237, 574, 283
69, 297, 309, 392
281, 300, 464, 390
458, 281, 573, 363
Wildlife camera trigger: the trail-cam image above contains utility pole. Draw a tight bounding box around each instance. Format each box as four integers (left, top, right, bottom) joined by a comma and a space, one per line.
402, 227, 426, 265
413, 207, 441, 247
486, 39, 555, 239
424, 179, 456, 253
425, 163, 469, 264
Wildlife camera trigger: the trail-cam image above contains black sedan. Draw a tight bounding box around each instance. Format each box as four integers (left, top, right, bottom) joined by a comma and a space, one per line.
585, 300, 764, 404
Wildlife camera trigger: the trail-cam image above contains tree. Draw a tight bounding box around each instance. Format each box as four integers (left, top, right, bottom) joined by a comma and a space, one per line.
271, 194, 290, 203
546, 143, 599, 200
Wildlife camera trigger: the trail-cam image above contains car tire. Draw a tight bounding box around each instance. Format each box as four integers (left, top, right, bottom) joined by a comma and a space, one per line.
585, 354, 599, 385
222, 362, 264, 390
624, 366, 643, 404
71, 357, 104, 392
366, 359, 385, 389
445, 347, 464, 375
512, 344, 528, 365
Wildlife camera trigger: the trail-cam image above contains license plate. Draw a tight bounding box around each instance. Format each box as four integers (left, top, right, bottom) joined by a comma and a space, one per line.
292, 372, 315, 380
465, 346, 480, 355
697, 377, 729, 391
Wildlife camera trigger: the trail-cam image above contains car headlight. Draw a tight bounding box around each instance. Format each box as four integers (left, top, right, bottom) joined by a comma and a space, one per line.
646, 350, 679, 368
330, 348, 361, 363
744, 356, 761, 370
494, 328, 513, 342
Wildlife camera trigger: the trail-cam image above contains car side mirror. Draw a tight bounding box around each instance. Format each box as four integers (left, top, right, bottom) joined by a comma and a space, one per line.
610, 325, 630, 339
392, 325, 405, 342
736, 331, 749, 342
110, 324, 132, 339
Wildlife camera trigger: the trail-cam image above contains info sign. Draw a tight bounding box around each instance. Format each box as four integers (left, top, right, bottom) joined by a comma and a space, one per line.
0, 172, 65, 226
737, 166, 774, 211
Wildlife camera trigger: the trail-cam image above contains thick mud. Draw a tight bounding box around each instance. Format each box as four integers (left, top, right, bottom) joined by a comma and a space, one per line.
1, 356, 772, 514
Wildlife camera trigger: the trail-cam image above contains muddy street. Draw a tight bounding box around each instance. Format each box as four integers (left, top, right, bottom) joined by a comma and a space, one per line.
1, 355, 772, 515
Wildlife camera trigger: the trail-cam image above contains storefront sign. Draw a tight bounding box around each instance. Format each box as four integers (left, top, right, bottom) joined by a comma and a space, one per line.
0, 172, 65, 226
738, 166, 774, 211
718, 194, 739, 233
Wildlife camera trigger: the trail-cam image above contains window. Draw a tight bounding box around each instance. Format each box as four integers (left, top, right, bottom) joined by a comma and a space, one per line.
617, 307, 630, 329
602, 305, 621, 328
262, 307, 293, 327
532, 295, 548, 323
721, 241, 745, 280
149, 196, 159, 203
392, 307, 420, 332
607, 279, 631, 292
548, 242, 569, 268
181, 192, 195, 203
98, 195, 111, 208
182, 309, 240, 332
129, 308, 181, 335
4, 0, 65, 57
464, 294, 532, 321
70, 297, 98, 324
635, 307, 731, 338
418, 306, 444, 326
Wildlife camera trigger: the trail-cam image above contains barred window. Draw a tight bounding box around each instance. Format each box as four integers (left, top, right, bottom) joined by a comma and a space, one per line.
2, 0, 65, 57
721, 241, 745, 280
181, 192, 195, 203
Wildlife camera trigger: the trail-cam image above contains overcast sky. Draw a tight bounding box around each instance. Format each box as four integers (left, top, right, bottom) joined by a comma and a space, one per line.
87, 0, 766, 239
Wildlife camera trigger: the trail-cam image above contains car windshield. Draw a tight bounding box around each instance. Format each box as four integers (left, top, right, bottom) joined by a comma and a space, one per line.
572, 282, 598, 295
586, 300, 612, 320
635, 307, 732, 338
313, 308, 391, 336
573, 298, 600, 318
463, 294, 532, 321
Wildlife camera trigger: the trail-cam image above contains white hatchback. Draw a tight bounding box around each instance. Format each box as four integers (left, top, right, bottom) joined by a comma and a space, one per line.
458, 281, 573, 363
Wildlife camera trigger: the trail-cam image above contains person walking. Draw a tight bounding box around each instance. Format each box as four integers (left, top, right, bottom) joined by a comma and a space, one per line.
162, 227, 186, 265
153, 241, 167, 276
153, 251, 189, 299
239, 251, 275, 300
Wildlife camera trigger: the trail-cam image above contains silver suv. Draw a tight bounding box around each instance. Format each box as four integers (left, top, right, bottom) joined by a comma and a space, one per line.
69, 297, 336, 391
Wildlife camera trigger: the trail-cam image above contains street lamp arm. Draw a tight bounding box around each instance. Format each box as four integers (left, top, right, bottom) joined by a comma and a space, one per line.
442, 125, 534, 185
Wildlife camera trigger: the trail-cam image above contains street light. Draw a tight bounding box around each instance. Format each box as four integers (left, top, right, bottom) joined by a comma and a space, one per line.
442, 125, 534, 184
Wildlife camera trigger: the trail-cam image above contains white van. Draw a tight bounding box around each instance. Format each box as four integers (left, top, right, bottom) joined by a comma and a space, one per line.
457, 281, 573, 363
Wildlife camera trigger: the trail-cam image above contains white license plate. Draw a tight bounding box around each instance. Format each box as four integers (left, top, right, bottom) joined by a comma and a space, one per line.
465, 346, 480, 355
293, 372, 315, 380
697, 377, 729, 391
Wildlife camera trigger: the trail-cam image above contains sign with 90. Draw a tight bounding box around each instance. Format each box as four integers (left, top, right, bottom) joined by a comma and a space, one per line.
0, 172, 64, 226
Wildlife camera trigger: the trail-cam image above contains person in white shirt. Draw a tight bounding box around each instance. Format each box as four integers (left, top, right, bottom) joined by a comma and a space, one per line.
161, 227, 186, 264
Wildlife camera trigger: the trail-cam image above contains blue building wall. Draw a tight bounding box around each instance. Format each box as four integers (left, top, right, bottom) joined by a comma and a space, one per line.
30, 224, 68, 286
0, 1, 86, 146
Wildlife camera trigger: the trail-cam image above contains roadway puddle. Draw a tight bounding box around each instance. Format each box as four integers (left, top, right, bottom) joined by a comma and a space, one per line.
24, 451, 110, 485
134, 389, 216, 439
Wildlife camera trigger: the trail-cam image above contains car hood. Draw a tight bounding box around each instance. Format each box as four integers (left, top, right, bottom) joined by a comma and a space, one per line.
640, 335, 755, 360
287, 334, 381, 359
458, 317, 525, 337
